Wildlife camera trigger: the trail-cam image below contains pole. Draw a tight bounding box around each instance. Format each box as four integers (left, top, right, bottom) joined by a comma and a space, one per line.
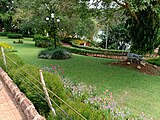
52, 17, 56, 49
1, 47, 7, 69
105, 24, 109, 49
39, 69, 56, 116
54, 29, 56, 49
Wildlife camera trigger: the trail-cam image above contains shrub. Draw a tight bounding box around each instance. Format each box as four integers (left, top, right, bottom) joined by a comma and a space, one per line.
0, 52, 24, 71
48, 100, 104, 120
33, 34, 49, 41
0, 32, 9, 36
33, 34, 52, 48
10, 64, 67, 117
147, 58, 160, 66
72, 40, 86, 45
38, 48, 72, 60
7, 34, 23, 39
13, 39, 23, 44
61, 38, 80, 44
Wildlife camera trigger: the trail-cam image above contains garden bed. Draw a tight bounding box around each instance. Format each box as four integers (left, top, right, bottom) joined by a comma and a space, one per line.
109, 60, 160, 76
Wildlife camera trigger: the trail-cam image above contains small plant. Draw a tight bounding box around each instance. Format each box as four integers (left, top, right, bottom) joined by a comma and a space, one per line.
13, 39, 23, 44
0, 42, 14, 51
38, 48, 72, 60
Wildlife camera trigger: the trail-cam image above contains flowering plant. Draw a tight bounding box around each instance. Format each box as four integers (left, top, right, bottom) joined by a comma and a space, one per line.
0, 42, 14, 51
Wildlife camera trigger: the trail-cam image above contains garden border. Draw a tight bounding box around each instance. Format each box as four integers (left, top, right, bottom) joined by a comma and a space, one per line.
0, 67, 46, 120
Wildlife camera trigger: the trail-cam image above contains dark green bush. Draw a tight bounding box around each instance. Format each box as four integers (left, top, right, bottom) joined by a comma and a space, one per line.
38, 48, 72, 60
33, 34, 52, 48
147, 57, 160, 66
0, 32, 9, 36
7, 34, 23, 39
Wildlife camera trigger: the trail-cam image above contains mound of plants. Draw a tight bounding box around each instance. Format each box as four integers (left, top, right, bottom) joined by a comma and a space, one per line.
7, 34, 23, 39
38, 48, 72, 60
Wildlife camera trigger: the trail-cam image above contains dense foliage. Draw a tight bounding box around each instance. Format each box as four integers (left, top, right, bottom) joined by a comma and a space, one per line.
12, 0, 96, 38
125, 0, 160, 54
33, 34, 52, 48
116, 0, 160, 54
81, 0, 160, 54
99, 24, 131, 50
0, 0, 17, 32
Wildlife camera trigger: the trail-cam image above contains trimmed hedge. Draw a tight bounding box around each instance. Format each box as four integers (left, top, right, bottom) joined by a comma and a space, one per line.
62, 46, 127, 56
7, 34, 23, 39
71, 42, 128, 55
22, 34, 34, 38
0, 32, 9, 36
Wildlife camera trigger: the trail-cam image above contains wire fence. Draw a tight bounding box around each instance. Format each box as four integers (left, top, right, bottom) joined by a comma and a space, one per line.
0, 46, 87, 120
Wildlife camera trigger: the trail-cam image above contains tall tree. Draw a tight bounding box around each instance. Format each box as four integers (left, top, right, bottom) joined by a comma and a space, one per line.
121, 0, 160, 54
13, 0, 96, 38
83, 0, 160, 54
0, 0, 15, 32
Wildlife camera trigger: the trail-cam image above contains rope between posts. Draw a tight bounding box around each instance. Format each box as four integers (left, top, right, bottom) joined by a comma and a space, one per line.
5, 54, 87, 120
18, 75, 70, 119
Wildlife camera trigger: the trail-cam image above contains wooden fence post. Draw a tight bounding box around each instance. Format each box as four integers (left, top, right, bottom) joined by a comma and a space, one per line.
1, 46, 7, 69
39, 69, 56, 116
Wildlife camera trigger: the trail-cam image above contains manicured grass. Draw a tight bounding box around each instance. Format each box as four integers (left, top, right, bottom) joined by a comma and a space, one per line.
1, 36, 160, 119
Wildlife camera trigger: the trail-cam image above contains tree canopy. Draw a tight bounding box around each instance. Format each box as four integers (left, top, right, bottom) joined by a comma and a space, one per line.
83, 0, 160, 54
1, 0, 160, 54
12, 0, 96, 38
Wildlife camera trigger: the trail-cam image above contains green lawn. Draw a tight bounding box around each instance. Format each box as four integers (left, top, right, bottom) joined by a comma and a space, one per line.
1, 36, 160, 119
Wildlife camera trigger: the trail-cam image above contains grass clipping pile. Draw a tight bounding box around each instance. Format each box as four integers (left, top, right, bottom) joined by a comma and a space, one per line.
109, 60, 160, 76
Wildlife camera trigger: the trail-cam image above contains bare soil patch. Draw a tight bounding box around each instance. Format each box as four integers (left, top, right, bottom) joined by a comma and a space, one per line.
108, 60, 160, 76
